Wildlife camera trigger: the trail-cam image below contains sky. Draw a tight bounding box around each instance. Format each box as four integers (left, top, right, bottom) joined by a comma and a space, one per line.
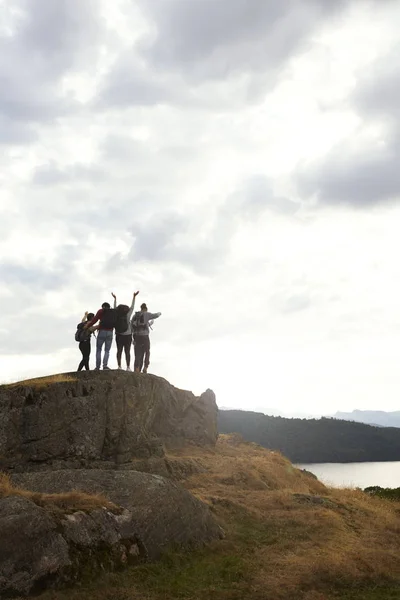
1, 0, 400, 416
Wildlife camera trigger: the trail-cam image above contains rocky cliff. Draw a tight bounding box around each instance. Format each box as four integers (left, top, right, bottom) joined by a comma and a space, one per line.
0, 372, 222, 597
0, 371, 218, 471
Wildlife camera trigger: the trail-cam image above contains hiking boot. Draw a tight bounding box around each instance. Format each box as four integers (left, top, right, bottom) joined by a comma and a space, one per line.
95, 367, 100, 371
142, 368, 148, 374
126, 367, 132, 372
103, 366, 111, 370
118, 366, 123, 370
134, 368, 140, 373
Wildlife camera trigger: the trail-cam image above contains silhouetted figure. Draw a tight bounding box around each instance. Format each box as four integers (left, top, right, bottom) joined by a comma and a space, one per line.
113, 291, 139, 371
76, 311, 95, 371
132, 303, 161, 373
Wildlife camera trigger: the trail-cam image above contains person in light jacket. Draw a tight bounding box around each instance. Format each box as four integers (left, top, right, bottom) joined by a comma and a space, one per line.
132, 302, 161, 373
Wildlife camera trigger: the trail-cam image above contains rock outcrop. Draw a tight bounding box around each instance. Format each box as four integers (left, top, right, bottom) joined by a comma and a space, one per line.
0, 495, 145, 598
0, 371, 217, 471
0, 372, 222, 596
12, 470, 224, 561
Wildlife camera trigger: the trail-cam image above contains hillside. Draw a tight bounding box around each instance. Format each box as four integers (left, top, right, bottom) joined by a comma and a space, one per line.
2, 373, 400, 599
218, 410, 400, 463
33, 434, 400, 600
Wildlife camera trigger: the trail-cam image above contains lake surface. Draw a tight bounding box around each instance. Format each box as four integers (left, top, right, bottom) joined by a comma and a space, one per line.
296, 461, 400, 489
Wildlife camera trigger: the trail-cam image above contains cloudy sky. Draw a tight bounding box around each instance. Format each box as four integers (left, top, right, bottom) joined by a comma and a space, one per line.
2, 0, 400, 416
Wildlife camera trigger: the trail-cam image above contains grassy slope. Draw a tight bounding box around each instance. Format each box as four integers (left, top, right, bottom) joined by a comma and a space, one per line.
31, 434, 400, 600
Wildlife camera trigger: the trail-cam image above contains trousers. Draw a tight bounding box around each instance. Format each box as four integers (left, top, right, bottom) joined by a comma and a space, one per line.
134, 335, 150, 372
78, 340, 91, 371
96, 330, 113, 369
116, 334, 132, 367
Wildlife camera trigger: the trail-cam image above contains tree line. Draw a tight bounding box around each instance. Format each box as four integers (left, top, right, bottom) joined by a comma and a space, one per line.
218, 410, 400, 463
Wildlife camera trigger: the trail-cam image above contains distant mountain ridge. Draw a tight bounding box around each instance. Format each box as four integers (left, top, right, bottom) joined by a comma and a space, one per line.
333, 410, 400, 429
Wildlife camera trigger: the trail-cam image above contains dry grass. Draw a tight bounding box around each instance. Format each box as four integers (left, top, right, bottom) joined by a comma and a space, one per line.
2, 373, 76, 389
20, 435, 400, 599
0, 472, 118, 514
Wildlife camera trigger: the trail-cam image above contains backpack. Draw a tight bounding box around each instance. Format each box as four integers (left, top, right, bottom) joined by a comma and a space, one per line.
131, 311, 147, 338
99, 308, 117, 329
115, 305, 130, 334
75, 322, 90, 342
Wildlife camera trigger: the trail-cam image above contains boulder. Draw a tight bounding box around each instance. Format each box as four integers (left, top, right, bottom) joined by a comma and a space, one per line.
0, 495, 145, 598
0, 372, 218, 471
12, 469, 224, 560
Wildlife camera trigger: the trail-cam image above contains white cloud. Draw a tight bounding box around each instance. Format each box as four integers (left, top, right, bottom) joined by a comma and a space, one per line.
2, 0, 400, 416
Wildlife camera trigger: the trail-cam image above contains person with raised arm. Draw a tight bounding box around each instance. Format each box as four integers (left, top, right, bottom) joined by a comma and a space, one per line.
113, 291, 140, 371
131, 302, 161, 373
76, 311, 95, 371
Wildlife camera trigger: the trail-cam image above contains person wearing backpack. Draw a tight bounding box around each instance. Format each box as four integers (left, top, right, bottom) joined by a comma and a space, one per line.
85, 295, 118, 370
76, 311, 95, 371
114, 290, 140, 371
132, 303, 161, 373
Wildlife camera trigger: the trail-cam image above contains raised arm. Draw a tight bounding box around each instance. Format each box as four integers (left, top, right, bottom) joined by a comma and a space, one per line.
111, 292, 117, 309
81, 311, 88, 323
127, 291, 140, 319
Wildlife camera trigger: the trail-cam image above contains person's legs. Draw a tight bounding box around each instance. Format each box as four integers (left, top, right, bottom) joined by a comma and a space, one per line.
116, 334, 124, 368
103, 331, 113, 368
78, 342, 85, 371
143, 336, 151, 373
82, 341, 91, 370
96, 331, 106, 369
134, 336, 145, 372
123, 335, 131, 368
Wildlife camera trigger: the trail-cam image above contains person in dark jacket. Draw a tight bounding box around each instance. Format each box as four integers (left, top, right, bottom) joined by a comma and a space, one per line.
85, 295, 116, 370
77, 311, 95, 371
113, 291, 140, 371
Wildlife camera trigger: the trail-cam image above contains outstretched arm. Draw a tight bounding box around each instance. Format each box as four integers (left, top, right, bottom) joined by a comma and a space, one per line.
85, 309, 101, 329
147, 312, 161, 320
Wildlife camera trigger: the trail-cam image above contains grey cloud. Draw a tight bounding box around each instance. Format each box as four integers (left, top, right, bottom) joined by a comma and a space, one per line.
356, 63, 400, 121
98, 63, 176, 108
298, 133, 400, 207
98, 0, 349, 109
122, 175, 296, 272
0, 244, 81, 292
138, 0, 341, 76
0, 0, 103, 128
33, 162, 107, 186
230, 176, 298, 216
0, 116, 37, 145
0, 264, 64, 290
297, 32, 400, 208
131, 211, 188, 261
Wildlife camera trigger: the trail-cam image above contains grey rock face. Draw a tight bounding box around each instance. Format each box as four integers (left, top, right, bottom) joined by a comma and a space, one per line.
0, 495, 145, 598
1, 372, 222, 596
0, 372, 218, 471
12, 469, 224, 560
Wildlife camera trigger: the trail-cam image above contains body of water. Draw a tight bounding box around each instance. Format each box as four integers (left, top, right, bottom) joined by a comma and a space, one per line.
296, 461, 400, 489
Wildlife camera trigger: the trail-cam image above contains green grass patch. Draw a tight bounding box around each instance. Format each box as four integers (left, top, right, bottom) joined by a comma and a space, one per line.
334, 585, 400, 599
364, 486, 400, 501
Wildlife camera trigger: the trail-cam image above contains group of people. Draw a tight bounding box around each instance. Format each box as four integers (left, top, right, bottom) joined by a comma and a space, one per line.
76, 291, 161, 373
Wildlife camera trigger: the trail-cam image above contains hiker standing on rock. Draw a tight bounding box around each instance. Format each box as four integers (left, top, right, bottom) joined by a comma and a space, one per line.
113, 291, 140, 372
76, 311, 95, 371
85, 295, 117, 370
132, 303, 161, 373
